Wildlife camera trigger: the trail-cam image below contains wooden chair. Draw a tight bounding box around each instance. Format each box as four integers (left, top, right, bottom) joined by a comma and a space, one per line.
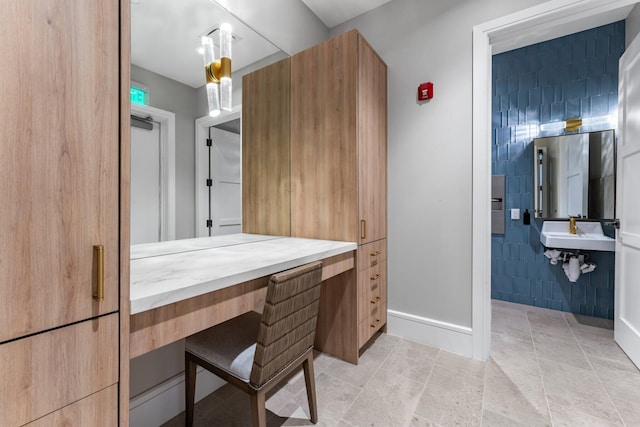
184, 261, 323, 427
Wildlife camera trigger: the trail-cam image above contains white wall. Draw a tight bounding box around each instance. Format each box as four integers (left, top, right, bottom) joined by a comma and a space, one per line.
627, 3, 640, 45
330, 0, 548, 347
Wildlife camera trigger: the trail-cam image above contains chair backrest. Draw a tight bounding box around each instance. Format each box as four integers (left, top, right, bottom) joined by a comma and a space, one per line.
249, 261, 323, 387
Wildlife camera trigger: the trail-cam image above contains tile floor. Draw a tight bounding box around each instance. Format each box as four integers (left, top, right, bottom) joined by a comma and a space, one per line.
162, 300, 640, 426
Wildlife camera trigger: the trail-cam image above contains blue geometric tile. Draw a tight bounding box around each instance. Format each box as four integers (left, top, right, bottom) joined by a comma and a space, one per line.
490, 21, 623, 319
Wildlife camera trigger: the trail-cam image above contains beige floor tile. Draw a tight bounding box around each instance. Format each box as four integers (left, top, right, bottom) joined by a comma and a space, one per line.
491, 307, 532, 340
564, 312, 612, 331
380, 338, 438, 384
539, 358, 622, 424
408, 413, 438, 426
589, 355, 640, 403
276, 372, 361, 426
547, 399, 623, 426
532, 332, 590, 370
434, 350, 486, 379
414, 365, 484, 426
483, 359, 550, 426
481, 408, 537, 426
574, 330, 631, 362
342, 368, 423, 427
611, 397, 640, 426
527, 310, 574, 339
490, 333, 539, 378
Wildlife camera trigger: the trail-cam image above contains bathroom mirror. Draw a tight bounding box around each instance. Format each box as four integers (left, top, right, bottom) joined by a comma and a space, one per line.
129, 0, 288, 244
533, 130, 615, 220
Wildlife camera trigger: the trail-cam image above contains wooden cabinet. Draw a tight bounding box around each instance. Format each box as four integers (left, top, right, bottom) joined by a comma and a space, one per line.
0, 0, 126, 423
290, 30, 387, 363
242, 58, 292, 236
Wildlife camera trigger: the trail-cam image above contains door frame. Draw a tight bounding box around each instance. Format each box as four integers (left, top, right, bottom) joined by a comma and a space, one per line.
471, 0, 638, 360
194, 105, 242, 237
131, 104, 176, 241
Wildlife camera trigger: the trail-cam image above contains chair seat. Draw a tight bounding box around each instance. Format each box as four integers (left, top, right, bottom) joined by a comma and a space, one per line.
185, 311, 262, 382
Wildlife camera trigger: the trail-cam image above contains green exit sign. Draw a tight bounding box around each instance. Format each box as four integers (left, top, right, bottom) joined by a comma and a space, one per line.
130, 86, 148, 106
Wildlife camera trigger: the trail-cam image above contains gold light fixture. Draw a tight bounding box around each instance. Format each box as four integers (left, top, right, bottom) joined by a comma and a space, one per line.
201, 23, 232, 117
564, 117, 583, 131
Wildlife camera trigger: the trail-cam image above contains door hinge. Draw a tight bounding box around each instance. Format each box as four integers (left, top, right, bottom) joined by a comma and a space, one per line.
206, 219, 213, 228
206, 179, 213, 187
206, 138, 212, 147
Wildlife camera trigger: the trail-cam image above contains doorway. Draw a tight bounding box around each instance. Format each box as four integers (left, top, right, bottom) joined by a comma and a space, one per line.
471, 0, 638, 360
195, 106, 242, 238
130, 104, 176, 244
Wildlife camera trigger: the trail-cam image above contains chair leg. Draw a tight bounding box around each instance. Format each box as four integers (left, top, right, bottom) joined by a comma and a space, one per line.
185, 354, 197, 427
250, 390, 267, 427
303, 351, 318, 424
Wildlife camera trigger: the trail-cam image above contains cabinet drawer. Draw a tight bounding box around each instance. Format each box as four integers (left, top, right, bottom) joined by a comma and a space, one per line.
358, 297, 387, 348
25, 384, 118, 426
0, 314, 119, 426
357, 239, 386, 271
358, 262, 386, 321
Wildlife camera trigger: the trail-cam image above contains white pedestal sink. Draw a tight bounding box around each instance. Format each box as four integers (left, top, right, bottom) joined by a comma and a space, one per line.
540, 221, 615, 251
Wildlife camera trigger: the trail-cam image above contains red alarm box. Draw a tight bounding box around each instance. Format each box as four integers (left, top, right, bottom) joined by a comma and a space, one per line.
418, 82, 433, 101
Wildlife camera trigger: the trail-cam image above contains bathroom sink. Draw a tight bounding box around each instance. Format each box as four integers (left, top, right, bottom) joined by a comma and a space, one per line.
540, 221, 615, 251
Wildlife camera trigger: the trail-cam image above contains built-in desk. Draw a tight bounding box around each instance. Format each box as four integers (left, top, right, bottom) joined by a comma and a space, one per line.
130, 234, 356, 359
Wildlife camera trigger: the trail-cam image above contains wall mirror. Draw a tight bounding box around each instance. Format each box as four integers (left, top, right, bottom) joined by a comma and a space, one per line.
533, 130, 615, 220
129, 0, 288, 245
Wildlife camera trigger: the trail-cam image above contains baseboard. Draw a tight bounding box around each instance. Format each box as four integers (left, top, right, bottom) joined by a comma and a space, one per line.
387, 309, 473, 357
129, 367, 226, 427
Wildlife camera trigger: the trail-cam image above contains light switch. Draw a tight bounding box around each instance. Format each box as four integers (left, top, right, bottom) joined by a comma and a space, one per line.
511, 208, 520, 220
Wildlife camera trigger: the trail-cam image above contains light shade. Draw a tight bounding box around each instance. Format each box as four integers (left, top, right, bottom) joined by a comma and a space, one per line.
201, 36, 220, 117
201, 24, 232, 115
219, 23, 232, 111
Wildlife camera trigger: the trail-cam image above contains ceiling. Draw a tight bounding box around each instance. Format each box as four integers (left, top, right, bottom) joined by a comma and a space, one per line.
301, 0, 393, 28
130, 0, 389, 88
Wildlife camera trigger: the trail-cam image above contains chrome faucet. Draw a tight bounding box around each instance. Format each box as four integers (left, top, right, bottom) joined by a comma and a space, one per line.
569, 216, 577, 234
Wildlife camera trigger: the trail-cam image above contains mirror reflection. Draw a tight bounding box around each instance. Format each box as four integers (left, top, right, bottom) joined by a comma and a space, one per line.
533, 130, 615, 220
129, 0, 287, 244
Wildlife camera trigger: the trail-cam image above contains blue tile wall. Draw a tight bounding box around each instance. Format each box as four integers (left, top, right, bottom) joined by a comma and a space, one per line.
491, 22, 625, 319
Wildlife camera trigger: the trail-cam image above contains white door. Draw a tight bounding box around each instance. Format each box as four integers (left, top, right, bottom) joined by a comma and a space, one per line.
615, 31, 640, 369
131, 121, 161, 244
196, 126, 242, 237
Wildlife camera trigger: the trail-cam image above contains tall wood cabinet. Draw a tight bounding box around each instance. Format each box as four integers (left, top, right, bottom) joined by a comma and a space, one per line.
0, 0, 128, 424
243, 30, 387, 364
290, 30, 387, 363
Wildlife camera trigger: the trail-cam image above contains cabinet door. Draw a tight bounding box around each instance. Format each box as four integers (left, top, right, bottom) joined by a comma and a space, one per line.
0, 314, 118, 425
242, 58, 292, 236
25, 385, 118, 427
291, 31, 359, 242
0, 0, 120, 342
357, 36, 388, 244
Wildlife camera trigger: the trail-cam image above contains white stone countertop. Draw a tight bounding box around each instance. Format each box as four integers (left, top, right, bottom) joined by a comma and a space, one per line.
130, 234, 357, 314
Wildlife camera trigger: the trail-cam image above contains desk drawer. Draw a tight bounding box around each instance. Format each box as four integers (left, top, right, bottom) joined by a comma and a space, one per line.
358, 239, 386, 271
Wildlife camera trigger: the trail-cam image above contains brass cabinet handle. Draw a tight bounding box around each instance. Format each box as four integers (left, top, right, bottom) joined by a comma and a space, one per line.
360, 220, 366, 240
370, 296, 381, 304
94, 245, 104, 301
370, 274, 381, 281
370, 251, 380, 257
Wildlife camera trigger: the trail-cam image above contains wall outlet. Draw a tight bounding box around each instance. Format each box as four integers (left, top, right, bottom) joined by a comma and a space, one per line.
511, 208, 520, 220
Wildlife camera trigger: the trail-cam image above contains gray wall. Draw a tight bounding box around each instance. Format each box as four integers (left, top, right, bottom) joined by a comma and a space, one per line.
330, 0, 550, 329
131, 65, 199, 240
627, 3, 640, 46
